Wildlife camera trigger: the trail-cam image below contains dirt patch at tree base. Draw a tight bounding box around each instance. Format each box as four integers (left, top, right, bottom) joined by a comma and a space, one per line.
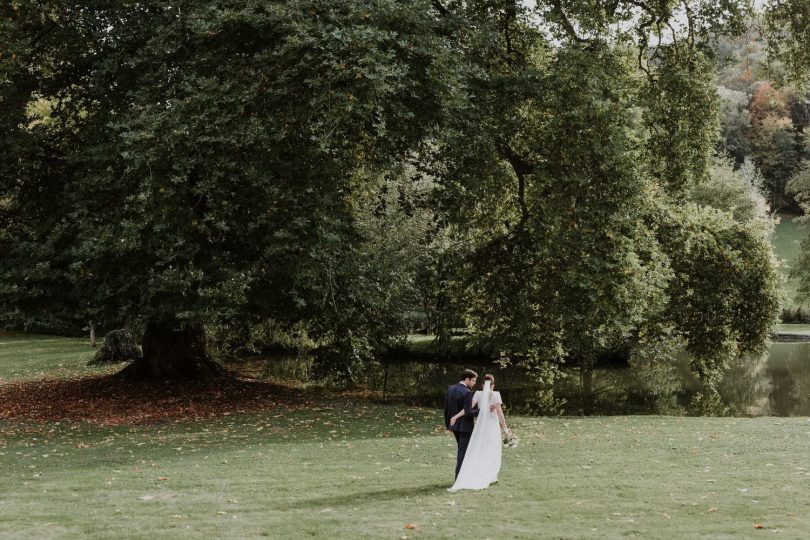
0, 373, 317, 426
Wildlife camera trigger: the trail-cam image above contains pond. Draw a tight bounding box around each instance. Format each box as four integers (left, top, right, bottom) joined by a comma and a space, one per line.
232, 342, 810, 417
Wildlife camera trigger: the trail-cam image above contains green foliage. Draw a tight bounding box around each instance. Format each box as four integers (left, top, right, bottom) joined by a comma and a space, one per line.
461, 46, 670, 364
717, 86, 752, 165
642, 47, 720, 197
0, 0, 461, 379
713, 27, 808, 211
765, 0, 810, 85
781, 305, 810, 322
788, 156, 810, 213
673, 156, 780, 409
749, 114, 802, 210
626, 331, 686, 414
424, 2, 780, 411
0, 0, 786, 397
656, 203, 780, 393
691, 156, 774, 238
787, 158, 810, 303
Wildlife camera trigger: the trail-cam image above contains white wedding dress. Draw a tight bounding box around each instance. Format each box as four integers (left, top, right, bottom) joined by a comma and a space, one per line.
448, 381, 502, 491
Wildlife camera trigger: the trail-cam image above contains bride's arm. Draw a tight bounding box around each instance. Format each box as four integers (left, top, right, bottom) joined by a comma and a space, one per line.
493, 404, 509, 433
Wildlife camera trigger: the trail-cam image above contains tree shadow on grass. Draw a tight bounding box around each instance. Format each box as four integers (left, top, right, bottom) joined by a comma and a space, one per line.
287, 482, 450, 509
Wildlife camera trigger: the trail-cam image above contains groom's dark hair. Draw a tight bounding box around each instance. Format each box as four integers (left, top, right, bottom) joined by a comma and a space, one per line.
460, 369, 478, 381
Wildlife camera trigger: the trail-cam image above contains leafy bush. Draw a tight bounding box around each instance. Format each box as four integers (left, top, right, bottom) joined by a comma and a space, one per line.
781, 306, 810, 323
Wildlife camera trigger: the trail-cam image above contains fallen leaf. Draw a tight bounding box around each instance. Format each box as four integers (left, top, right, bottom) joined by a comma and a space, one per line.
404, 524, 418, 530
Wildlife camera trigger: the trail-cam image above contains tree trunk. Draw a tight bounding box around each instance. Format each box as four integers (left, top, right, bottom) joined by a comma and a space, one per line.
382, 364, 389, 402
580, 364, 594, 416
120, 319, 226, 380
89, 323, 97, 348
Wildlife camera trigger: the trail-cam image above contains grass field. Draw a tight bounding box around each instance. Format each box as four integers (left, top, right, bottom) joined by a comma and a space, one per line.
2, 335, 810, 538
0, 332, 114, 382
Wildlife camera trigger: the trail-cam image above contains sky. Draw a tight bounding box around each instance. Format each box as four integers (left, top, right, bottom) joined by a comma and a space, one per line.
519, 0, 771, 45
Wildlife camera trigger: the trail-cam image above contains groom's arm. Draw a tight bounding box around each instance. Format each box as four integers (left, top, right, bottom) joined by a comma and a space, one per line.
444, 388, 454, 428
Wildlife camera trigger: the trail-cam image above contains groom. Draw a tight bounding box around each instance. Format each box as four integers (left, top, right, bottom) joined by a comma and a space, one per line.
444, 369, 480, 479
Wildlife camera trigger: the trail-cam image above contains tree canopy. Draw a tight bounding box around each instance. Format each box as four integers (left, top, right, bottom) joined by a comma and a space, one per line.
1, 1, 804, 403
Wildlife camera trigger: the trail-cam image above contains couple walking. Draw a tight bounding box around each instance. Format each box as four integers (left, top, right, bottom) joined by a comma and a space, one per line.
444, 369, 511, 491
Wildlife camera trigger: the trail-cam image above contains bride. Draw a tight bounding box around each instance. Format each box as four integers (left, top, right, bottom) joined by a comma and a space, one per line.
447, 374, 510, 491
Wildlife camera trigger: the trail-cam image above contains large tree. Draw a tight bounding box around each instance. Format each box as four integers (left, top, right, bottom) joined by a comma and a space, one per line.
422, 0, 782, 412
0, 0, 464, 378
1, 0, 796, 396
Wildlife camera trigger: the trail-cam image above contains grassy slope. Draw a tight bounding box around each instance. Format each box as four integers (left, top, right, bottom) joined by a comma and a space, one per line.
2, 336, 810, 539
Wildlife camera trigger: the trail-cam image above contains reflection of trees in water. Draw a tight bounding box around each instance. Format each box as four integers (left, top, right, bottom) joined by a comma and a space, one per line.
718, 353, 771, 416
624, 351, 689, 415
787, 362, 810, 415
769, 368, 797, 416
365, 362, 536, 407
775, 344, 810, 416
244, 344, 810, 416
546, 362, 684, 415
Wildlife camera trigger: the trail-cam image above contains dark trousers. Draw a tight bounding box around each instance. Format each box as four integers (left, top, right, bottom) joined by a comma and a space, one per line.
453, 430, 472, 479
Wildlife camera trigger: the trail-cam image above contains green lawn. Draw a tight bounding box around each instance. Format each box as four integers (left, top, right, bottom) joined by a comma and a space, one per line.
2, 335, 810, 538
0, 331, 112, 382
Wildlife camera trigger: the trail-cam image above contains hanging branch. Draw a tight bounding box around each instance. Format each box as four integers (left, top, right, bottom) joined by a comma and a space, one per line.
497, 141, 532, 225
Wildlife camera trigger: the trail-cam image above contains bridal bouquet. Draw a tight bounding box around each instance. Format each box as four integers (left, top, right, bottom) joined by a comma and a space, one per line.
503, 430, 518, 448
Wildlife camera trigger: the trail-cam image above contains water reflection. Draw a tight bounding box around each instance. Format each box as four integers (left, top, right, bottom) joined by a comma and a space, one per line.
235, 342, 810, 417
766, 343, 810, 416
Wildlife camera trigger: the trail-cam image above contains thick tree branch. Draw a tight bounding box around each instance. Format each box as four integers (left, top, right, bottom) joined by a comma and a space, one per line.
548, 0, 592, 44
432, 0, 449, 17
682, 0, 695, 48
497, 142, 531, 223
637, 44, 652, 80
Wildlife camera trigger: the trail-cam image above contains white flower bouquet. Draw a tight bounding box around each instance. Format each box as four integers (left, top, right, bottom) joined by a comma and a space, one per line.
503, 429, 518, 448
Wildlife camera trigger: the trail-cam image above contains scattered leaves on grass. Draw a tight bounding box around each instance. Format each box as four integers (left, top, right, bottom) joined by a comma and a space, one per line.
0, 373, 314, 426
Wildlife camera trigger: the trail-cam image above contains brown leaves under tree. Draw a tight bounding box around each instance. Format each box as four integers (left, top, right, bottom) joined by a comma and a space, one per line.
0, 372, 313, 426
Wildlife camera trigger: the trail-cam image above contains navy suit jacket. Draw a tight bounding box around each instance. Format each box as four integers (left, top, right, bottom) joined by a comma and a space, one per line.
444, 382, 479, 433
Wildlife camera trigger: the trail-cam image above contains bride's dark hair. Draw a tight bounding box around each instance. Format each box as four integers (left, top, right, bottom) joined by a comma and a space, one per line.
483, 374, 495, 389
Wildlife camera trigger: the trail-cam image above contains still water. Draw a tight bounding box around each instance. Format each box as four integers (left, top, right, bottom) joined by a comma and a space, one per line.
237, 342, 810, 417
